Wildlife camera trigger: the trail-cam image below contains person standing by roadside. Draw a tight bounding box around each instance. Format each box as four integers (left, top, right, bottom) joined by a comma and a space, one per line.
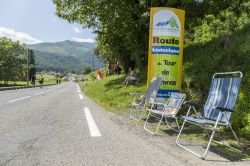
114, 61, 121, 75
106, 62, 111, 77
39, 74, 44, 88
31, 75, 36, 87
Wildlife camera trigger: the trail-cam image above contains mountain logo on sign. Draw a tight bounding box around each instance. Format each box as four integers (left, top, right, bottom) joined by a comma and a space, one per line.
156, 17, 179, 29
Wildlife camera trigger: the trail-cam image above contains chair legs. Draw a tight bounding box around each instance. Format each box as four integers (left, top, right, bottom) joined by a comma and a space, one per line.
164, 117, 180, 132
144, 112, 180, 134
144, 112, 164, 134
176, 119, 243, 159
129, 105, 145, 121
176, 119, 215, 159
227, 121, 243, 152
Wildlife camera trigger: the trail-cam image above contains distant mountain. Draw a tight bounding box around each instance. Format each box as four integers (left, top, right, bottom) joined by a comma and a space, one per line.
28, 40, 103, 73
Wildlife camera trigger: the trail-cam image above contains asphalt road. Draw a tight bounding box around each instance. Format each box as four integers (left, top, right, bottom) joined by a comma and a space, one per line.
0, 82, 249, 166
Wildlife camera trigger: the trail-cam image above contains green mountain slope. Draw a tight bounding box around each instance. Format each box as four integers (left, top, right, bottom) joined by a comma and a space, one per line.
28, 40, 103, 73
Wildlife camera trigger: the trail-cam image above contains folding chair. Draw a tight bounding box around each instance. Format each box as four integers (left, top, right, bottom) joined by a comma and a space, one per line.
176, 71, 243, 159
129, 77, 163, 121
144, 93, 186, 134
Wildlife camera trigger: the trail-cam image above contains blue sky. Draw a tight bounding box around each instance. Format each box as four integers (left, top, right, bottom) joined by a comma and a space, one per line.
0, 0, 96, 44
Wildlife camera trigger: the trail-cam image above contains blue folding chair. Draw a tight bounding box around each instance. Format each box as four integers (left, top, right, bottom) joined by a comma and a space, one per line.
130, 77, 163, 121
176, 71, 243, 159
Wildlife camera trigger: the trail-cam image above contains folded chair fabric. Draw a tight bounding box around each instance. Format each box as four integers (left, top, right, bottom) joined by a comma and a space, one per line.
176, 71, 243, 159
144, 93, 186, 134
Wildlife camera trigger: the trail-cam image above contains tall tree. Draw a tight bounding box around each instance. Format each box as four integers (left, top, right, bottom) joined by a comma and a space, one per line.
53, 0, 250, 75
52, 0, 209, 74
0, 37, 26, 84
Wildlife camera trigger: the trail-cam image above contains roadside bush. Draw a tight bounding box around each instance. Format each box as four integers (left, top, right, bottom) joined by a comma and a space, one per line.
183, 26, 250, 140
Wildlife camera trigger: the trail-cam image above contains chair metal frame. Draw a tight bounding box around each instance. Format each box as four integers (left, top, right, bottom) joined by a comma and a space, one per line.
176, 71, 243, 159
144, 93, 186, 134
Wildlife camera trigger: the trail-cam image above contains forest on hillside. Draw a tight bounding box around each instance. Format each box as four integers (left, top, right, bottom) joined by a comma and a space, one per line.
28, 40, 103, 73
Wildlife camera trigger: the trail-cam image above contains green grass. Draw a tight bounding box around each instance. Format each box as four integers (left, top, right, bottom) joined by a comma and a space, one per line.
0, 81, 27, 86
0, 80, 56, 86
0, 74, 67, 87
81, 74, 146, 113
81, 75, 250, 160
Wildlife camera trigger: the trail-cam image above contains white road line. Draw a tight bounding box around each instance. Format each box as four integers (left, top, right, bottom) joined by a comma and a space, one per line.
78, 89, 81, 93
8, 96, 31, 103
35, 90, 51, 94
34, 92, 45, 96
45, 89, 53, 93
79, 94, 83, 99
84, 107, 102, 137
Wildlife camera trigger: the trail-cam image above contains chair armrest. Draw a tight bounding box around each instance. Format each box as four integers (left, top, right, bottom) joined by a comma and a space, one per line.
184, 101, 204, 109
164, 105, 178, 109
215, 107, 234, 112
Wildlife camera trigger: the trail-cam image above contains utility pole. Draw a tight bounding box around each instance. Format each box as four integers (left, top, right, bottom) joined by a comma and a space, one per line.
27, 49, 29, 86
91, 53, 95, 71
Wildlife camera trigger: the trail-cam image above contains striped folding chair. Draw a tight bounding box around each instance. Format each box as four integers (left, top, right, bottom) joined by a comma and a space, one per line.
176, 71, 243, 159
130, 77, 163, 121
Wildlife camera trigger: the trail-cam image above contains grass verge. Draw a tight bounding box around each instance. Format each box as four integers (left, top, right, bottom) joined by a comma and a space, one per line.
81, 74, 146, 113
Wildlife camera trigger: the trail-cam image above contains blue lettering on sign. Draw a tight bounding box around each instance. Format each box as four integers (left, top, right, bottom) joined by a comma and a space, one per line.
157, 89, 180, 98
152, 46, 179, 55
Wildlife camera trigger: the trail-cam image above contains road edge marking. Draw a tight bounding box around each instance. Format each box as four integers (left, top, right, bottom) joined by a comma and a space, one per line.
79, 94, 83, 99
34, 92, 45, 96
84, 107, 102, 137
8, 96, 31, 103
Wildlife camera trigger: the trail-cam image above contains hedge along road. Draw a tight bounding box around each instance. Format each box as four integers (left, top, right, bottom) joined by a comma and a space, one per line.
0, 81, 249, 166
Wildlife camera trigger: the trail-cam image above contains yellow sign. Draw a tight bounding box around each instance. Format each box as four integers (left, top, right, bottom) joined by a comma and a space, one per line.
147, 7, 185, 98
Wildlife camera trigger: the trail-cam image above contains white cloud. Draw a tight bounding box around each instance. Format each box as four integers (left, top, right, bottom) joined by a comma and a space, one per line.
72, 26, 81, 33
72, 37, 95, 43
0, 26, 42, 44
